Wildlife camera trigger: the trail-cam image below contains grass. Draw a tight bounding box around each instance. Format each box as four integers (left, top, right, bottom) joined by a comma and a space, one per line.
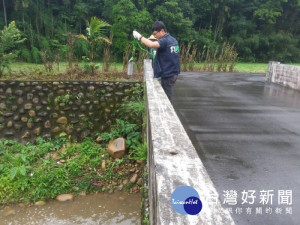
0, 137, 116, 204
192, 62, 269, 73
9, 61, 124, 74
1, 61, 143, 81
194, 62, 299, 73
234, 63, 268, 73
4, 61, 300, 77
236, 62, 300, 73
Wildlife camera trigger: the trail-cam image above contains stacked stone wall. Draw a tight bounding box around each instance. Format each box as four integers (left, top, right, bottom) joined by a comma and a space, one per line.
0, 81, 142, 142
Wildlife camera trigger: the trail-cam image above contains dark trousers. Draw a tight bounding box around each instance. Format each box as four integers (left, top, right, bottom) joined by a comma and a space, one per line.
161, 75, 178, 102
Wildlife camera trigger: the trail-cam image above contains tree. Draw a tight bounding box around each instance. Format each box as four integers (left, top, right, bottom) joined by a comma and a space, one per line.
110, 0, 152, 56
0, 21, 26, 76
73, 0, 89, 34
253, 0, 285, 26
12, 0, 29, 31
0, 0, 299, 63
152, 0, 193, 42
2, 0, 7, 27
77, 16, 111, 75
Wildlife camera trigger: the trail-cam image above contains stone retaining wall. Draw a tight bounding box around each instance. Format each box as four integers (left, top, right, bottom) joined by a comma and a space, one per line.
0, 81, 142, 142
266, 61, 300, 90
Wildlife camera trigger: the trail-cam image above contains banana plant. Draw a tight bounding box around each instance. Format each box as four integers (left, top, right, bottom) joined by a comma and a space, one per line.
77, 17, 111, 75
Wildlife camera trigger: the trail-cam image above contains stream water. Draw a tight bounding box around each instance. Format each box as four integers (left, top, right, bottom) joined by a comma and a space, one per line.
0, 192, 141, 225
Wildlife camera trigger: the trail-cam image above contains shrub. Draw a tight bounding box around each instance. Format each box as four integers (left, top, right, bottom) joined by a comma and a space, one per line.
0, 21, 25, 76
100, 119, 141, 148
31, 46, 41, 63
129, 141, 147, 161
20, 48, 32, 62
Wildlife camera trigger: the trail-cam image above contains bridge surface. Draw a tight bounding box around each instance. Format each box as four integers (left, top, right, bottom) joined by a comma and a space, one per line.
173, 72, 300, 225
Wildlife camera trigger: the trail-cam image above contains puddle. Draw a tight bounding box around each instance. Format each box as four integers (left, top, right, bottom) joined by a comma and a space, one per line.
0, 192, 141, 225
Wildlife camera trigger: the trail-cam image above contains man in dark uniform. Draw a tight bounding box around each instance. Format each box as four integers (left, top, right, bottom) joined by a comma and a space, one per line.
133, 21, 180, 102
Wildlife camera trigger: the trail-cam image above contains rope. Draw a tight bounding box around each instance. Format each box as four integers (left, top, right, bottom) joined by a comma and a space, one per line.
130, 38, 155, 62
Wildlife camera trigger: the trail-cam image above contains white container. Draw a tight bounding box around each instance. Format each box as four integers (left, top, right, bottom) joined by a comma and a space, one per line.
127, 61, 134, 76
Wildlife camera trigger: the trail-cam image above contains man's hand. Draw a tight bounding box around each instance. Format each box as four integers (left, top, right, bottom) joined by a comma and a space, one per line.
133, 30, 142, 40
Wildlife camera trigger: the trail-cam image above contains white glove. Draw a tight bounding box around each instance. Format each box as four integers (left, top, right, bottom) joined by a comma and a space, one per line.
133, 30, 142, 40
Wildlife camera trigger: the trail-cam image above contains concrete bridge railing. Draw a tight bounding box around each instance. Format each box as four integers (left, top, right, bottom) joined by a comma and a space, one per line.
144, 59, 235, 225
267, 61, 300, 90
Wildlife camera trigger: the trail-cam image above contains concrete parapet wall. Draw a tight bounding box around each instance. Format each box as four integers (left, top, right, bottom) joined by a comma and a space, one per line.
144, 59, 235, 225
266, 61, 300, 90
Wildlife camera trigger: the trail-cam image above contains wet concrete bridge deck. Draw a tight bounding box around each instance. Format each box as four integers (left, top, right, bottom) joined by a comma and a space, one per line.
173, 72, 300, 225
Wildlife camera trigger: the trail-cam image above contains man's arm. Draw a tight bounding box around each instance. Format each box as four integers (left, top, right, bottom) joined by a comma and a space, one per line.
133, 30, 160, 49
140, 37, 160, 49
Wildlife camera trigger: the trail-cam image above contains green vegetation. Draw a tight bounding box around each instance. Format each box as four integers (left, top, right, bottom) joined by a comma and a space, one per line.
0, 21, 25, 76
192, 62, 269, 73
55, 94, 71, 104
129, 142, 147, 161
6, 62, 123, 75
7, 61, 299, 75
0, 0, 299, 72
0, 61, 142, 81
0, 118, 146, 204
100, 119, 142, 149
181, 42, 239, 72
77, 17, 111, 75
121, 100, 145, 118
234, 63, 269, 73
234, 62, 300, 73
0, 84, 146, 205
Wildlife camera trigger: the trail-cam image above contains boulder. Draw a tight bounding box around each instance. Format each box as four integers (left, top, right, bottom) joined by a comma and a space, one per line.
107, 137, 126, 159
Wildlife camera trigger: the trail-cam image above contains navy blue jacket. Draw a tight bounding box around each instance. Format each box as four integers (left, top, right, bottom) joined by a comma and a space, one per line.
153, 33, 180, 78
